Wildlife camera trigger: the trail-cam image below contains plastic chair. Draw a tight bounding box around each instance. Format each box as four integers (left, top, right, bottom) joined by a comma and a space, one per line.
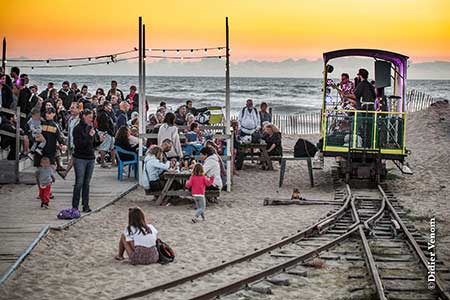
114, 146, 138, 181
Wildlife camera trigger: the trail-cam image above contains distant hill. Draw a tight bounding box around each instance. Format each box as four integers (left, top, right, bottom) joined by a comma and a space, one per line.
11, 57, 450, 79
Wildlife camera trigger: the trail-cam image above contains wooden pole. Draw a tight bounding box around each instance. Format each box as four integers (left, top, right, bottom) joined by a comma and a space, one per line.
225, 17, 231, 192
138, 17, 144, 186
15, 107, 20, 183
1, 37, 6, 72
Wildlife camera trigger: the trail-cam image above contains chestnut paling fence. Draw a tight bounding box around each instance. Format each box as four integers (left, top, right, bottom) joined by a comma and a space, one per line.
229, 89, 437, 135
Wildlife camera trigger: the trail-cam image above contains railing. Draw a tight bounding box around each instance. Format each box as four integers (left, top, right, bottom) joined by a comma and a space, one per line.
227, 89, 437, 135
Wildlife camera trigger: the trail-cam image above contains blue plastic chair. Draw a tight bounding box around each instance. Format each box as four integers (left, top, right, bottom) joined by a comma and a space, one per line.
114, 146, 138, 181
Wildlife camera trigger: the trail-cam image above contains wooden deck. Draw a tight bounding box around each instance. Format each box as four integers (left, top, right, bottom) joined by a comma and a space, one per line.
0, 165, 137, 283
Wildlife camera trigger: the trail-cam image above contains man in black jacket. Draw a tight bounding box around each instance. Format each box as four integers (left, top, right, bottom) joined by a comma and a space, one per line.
72, 109, 103, 212
38, 82, 54, 100
1, 73, 13, 109
96, 101, 116, 167
116, 101, 129, 129
34, 107, 66, 167
58, 81, 75, 110
17, 74, 32, 115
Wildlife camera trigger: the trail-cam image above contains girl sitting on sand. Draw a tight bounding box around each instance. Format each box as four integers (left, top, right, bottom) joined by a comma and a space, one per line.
115, 207, 159, 265
185, 164, 214, 223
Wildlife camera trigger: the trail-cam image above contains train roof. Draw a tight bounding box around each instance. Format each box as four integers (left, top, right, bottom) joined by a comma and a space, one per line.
323, 49, 409, 69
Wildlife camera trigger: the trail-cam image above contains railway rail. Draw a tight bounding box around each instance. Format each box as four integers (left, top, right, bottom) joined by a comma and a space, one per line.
115, 183, 450, 300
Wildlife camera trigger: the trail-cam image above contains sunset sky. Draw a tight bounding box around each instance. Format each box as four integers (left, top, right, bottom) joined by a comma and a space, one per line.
1, 0, 449, 63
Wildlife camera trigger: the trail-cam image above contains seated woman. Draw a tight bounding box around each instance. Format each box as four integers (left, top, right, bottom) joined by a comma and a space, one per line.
263, 124, 282, 156
204, 141, 227, 189
200, 146, 223, 191
143, 146, 170, 191
115, 126, 138, 162
115, 207, 159, 265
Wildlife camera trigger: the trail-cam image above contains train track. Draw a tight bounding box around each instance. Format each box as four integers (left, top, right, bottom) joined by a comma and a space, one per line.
115, 183, 450, 300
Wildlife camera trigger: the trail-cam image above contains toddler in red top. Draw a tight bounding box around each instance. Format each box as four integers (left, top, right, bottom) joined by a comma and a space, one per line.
185, 164, 214, 223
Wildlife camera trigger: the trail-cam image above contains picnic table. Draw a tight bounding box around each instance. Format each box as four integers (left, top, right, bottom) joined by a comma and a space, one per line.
155, 171, 191, 205
239, 142, 273, 170
148, 171, 220, 205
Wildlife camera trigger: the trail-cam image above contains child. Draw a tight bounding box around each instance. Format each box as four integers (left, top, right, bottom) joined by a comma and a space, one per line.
28, 108, 46, 155
35, 157, 55, 209
185, 164, 214, 223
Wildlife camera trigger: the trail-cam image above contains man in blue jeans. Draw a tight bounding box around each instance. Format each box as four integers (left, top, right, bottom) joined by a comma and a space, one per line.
72, 109, 103, 212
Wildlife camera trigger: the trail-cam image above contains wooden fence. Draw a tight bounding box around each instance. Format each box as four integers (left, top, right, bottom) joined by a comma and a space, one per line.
406, 89, 437, 113
229, 89, 437, 135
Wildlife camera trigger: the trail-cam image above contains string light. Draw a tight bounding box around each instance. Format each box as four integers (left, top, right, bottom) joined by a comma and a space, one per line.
176, 50, 180, 54
69, 65, 72, 69
8, 48, 137, 63
204, 49, 208, 53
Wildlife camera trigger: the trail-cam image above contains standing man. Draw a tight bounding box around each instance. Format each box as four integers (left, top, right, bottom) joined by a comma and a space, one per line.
38, 82, 54, 100
9, 67, 20, 87
338, 73, 355, 109
62, 101, 81, 178
17, 74, 32, 117
347, 68, 376, 109
0, 73, 14, 109
72, 109, 103, 213
107, 80, 124, 101
58, 81, 75, 110
34, 107, 66, 171
96, 101, 117, 168
116, 101, 129, 129
237, 99, 260, 136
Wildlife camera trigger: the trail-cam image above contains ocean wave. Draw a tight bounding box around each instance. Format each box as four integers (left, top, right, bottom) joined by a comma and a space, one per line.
203, 89, 225, 93
233, 89, 265, 95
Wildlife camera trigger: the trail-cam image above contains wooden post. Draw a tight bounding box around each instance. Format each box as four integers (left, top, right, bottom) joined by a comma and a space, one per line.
15, 107, 20, 183
225, 17, 231, 192
138, 17, 144, 186
1, 37, 6, 72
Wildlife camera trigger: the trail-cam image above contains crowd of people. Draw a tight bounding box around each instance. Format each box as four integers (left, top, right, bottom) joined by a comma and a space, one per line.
1, 66, 284, 265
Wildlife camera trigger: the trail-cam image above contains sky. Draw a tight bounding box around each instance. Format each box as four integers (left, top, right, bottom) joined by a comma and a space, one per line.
1, 0, 450, 74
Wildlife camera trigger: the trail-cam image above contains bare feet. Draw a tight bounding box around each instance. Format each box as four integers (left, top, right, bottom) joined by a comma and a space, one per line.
114, 255, 125, 261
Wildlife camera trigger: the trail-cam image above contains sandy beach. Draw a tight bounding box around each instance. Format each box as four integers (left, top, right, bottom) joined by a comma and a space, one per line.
0, 134, 337, 300
387, 101, 450, 268
1, 103, 450, 300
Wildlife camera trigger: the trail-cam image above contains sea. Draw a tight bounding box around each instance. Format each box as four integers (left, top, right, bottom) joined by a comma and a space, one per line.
29, 75, 450, 114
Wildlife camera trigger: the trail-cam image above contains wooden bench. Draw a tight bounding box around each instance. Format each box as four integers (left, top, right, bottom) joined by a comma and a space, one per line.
145, 189, 221, 199
270, 156, 314, 188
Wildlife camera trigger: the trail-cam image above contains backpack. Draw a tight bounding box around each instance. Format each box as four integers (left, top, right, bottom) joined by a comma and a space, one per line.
57, 208, 81, 220
294, 138, 318, 157
156, 239, 175, 264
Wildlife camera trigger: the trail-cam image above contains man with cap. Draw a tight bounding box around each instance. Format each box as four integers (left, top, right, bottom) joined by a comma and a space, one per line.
34, 107, 67, 171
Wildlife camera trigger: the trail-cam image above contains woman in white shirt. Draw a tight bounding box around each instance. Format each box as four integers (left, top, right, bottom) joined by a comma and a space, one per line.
157, 112, 183, 159
115, 207, 159, 265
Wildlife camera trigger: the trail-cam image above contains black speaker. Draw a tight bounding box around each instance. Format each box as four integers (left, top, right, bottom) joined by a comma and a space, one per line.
375, 61, 391, 88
